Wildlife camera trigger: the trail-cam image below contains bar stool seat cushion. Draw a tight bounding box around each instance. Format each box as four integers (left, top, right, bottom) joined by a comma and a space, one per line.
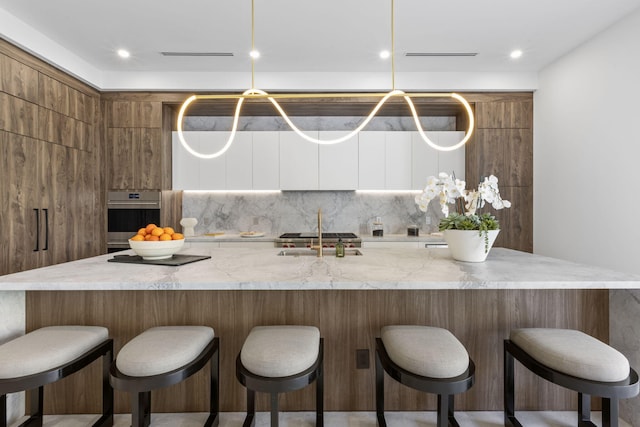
240, 325, 320, 377
0, 325, 108, 379
510, 328, 630, 382
381, 325, 469, 379
116, 326, 214, 377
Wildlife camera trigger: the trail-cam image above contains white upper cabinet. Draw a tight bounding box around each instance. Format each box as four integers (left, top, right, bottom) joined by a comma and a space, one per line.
172, 131, 226, 190
225, 132, 253, 190
412, 131, 466, 190
411, 131, 439, 190
173, 130, 464, 191
252, 132, 280, 190
279, 131, 319, 190
318, 131, 359, 190
384, 132, 412, 190
437, 131, 465, 181
358, 132, 386, 190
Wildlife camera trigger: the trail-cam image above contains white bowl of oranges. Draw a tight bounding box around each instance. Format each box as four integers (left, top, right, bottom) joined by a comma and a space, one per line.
129, 224, 185, 260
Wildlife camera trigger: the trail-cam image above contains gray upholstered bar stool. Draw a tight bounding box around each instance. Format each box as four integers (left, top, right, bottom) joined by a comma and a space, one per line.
376, 325, 475, 427
0, 325, 114, 427
110, 326, 219, 427
236, 325, 323, 427
504, 328, 640, 427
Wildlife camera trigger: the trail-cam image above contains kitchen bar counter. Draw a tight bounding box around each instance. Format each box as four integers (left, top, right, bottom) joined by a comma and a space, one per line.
1, 247, 639, 291
1, 247, 638, 422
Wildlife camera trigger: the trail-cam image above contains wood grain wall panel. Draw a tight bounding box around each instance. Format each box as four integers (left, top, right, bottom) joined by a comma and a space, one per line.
492, 186, 533, 252
109, 101, 162, 128
26, 289, 608, 414
68, 87, 94, 124
476, 100, 533, 129
472, 129, 532, 187
38, 74, 70, 116
38, 107, 91, 151
137, 128, 163, 190
161, 190, 183, 230
0, 53, 38, 103
107, 128, 136, 190
0, 92, 38, 138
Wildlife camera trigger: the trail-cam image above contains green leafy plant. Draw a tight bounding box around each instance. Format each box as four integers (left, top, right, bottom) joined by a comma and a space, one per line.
415, 173, 510, 253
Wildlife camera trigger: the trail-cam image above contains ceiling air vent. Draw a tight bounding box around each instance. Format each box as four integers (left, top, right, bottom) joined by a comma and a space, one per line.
405, 52, 477, 57
160, 52, 234, 57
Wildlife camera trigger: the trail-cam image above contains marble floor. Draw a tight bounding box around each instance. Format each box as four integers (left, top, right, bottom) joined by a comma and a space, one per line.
12, 411, 631, 427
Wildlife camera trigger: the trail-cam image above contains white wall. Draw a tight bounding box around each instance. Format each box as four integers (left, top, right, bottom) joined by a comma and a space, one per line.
534, 8, 640, 274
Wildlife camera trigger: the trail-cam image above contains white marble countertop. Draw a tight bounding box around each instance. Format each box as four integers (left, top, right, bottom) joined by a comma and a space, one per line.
1, 248, 640, 291
187, 233, 446, 244
361, 233, 446, 243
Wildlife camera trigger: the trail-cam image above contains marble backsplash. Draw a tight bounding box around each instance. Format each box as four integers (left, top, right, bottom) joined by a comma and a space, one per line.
183, 115, 456, 132
182, 191, 443, 236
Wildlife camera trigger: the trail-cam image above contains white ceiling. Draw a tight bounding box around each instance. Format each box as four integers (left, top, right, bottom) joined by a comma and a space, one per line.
1, 0, 640, 90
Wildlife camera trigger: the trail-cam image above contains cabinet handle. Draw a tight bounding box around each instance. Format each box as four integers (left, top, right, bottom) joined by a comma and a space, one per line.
43, 208, 49, 251
33, 209, 40, 252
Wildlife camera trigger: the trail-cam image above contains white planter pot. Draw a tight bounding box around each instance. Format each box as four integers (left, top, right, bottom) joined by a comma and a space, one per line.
443, 229, 500, 262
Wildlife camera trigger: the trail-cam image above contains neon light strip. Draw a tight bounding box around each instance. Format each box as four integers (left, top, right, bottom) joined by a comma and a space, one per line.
176, 90, 475, 158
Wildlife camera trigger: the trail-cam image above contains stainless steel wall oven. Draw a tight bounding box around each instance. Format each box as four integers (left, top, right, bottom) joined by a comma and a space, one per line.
107, 191, 161, 252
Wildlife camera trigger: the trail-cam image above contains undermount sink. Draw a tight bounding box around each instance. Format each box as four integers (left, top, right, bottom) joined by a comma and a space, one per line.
277, 248, 363, 257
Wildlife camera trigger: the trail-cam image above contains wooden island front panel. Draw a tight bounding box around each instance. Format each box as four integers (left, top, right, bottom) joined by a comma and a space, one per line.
26, 288, 607, 414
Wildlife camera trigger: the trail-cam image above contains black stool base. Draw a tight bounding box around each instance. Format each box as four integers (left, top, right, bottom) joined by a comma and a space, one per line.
0, 339, 113, 427
504, 339, 640, 427
237, 338, 324, 427
375, 338, 474, 427
111, 337, 219, 427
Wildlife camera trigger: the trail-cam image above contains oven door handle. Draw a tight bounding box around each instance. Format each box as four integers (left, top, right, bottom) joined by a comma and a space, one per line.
107, 202, 161, 208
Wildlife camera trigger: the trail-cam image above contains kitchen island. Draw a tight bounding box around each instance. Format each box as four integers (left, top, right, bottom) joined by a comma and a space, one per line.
1, 247, 639, 421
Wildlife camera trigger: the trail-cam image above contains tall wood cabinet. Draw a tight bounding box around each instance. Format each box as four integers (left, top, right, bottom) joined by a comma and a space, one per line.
465, 94, 533, 252
0, 41, 103, 276
103, 98, 166, 190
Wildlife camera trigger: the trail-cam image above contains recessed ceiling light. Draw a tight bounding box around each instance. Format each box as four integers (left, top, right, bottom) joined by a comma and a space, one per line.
510, 49, 523, 59
379, 50, 390, 59
249, 50, 260, 59
117, 49, 130, 59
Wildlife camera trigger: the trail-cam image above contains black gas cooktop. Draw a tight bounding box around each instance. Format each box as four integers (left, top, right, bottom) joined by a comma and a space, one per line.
279, 233, 358, 239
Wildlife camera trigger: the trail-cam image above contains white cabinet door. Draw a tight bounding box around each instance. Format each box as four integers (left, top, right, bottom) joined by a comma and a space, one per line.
358, 132, 386, 190
172, 131, 226, 190
198, 132, 228, 190
226, 132, 253, 190
438, 131, 465, 181
385, 132, 412, 190
253, 132, 280, 190
172, 131, 200, 190
318, 131, 358, 190
279, 131, 319, 190
412, 131, 439, 190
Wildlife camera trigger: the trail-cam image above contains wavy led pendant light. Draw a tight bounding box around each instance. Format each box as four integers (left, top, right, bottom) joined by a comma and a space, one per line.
177, 0, 474, 158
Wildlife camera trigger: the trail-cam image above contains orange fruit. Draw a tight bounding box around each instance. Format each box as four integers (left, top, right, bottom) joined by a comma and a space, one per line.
144, 234, 152, 241
163, 227, 175, 236
159, 233, 172, 241
145, 223, 157, 233
151, 227, 164, 237
130, 234, 144, 241
147, 235, 160, 241
172, 233, 184, 240
137, 228, 147, 236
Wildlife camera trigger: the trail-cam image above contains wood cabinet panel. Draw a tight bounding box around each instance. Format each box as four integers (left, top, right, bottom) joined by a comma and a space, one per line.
0, 53, 38, 103
27, 289, 608, 413
0, 92, 38, 138
1, 131, 45, 275
38, 74, 69, 116
470, 129, 532, 187
137, 128, 163, 190
109, 101, 162, 128
492, 186, 533, 252
108, 127, 163, 190
38, 107, 92, 152
68, 87, 94, 123
476, 99, 533, 129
